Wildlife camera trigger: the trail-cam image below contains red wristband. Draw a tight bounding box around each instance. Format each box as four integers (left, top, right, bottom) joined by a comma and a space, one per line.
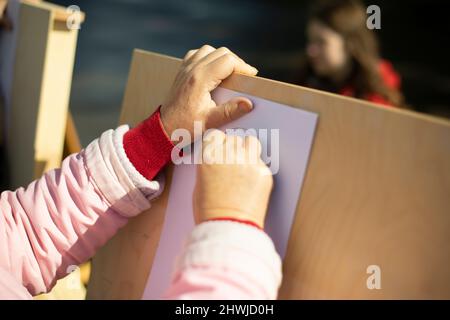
123, 106, 175, 180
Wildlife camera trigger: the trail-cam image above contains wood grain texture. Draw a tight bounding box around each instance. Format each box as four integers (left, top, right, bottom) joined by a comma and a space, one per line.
88, 49, 450, 299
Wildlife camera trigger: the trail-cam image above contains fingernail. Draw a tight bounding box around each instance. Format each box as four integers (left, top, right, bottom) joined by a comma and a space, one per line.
239, 100, 253, 112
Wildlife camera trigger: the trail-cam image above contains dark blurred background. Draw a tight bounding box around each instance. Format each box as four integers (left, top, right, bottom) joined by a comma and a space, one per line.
52, 0, 450, 146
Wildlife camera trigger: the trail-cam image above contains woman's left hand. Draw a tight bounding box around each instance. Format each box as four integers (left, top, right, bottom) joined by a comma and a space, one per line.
160, 45, 258, 141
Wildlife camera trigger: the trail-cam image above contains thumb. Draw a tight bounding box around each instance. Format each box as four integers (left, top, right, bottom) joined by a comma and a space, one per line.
206, 97, 253, 129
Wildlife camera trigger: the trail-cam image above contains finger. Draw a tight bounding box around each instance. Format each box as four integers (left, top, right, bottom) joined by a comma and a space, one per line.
224, 134, 245, 164
244, 135, 262, 162
203, 53, 258, 90
183, 49, 198, 62
206, 97, 253, 129
203, 128, 226, 145
202, 129, 226, 164
195, 47, 248, 69
188, 44, 216, 65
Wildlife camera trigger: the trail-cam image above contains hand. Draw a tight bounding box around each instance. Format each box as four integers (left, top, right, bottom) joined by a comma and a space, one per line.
193, 130, 273, 229
160, 45, 258, 141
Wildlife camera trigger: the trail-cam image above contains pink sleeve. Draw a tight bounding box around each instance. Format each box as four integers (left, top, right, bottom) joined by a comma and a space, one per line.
164, 221, 283, 300
0, 125, 165, 297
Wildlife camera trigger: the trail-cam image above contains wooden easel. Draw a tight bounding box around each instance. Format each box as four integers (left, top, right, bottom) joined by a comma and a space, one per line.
5, 0, 84, 189
87, 49, 450, 299
1, 0, 87, 299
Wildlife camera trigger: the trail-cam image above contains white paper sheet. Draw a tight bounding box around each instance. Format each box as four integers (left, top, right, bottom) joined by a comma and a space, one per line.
142, 87, 318, 299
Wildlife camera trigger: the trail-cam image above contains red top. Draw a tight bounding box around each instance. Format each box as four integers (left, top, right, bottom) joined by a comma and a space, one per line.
339, 60, 401, 106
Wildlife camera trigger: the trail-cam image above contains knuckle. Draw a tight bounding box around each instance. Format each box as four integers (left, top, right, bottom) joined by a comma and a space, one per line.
182, 49, 197, 64
223, 103, 233, 120
222, 53, 234, 64
201, 44, 214, 51
226, 52, 235, 61
216, 130, 226, 139
208, 129, 225, 140
218, 46, 230, 54
185, 49, 195, 57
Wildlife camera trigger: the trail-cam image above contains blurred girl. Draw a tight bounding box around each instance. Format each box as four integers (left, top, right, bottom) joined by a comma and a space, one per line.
297, 0, 405, 107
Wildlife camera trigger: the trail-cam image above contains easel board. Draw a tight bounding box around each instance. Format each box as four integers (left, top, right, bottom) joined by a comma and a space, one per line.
88, 49, 450, 299
5, 0, 83, 189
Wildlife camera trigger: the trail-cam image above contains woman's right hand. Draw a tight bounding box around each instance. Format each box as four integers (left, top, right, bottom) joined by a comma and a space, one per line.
193, 130, 273, 229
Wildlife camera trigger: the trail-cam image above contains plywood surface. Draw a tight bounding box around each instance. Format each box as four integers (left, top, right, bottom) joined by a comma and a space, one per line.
88, 49, 450, 299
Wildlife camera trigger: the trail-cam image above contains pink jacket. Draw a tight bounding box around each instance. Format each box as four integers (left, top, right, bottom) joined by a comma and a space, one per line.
0, 112, 282, 299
